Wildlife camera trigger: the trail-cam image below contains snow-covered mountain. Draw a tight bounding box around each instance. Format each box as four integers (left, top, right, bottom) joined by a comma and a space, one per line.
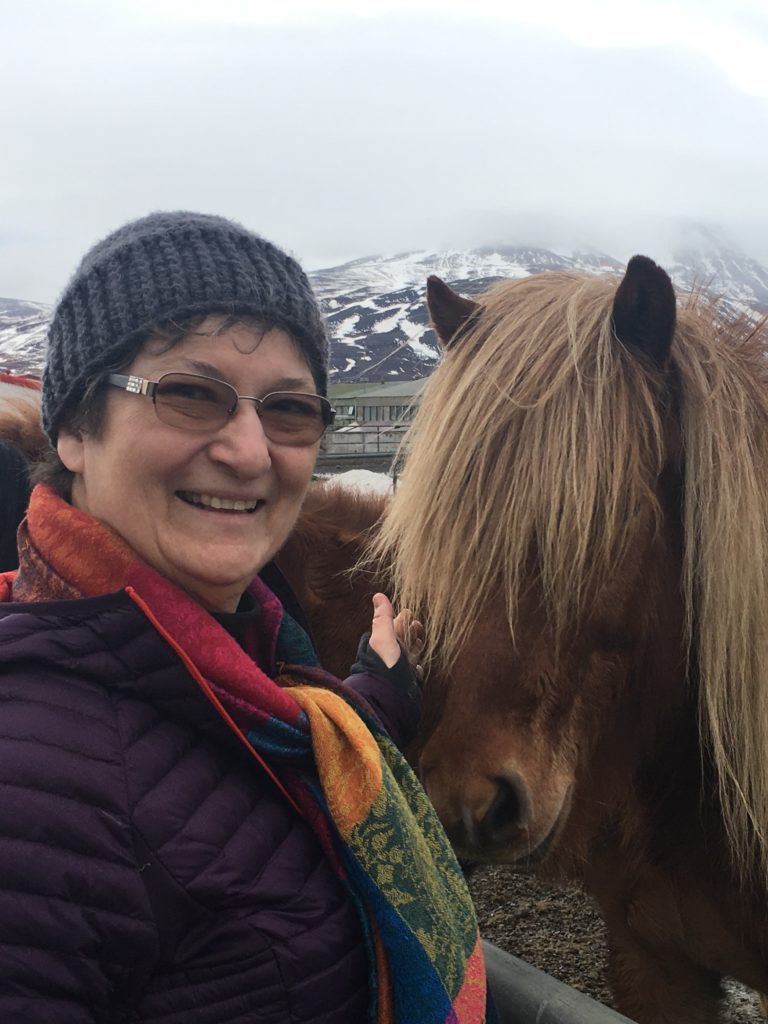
316, 246, 629, 381
2, 231, 767, 383
0, 298, 51, 377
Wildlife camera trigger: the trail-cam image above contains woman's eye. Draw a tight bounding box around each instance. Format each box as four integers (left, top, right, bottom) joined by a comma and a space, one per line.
162, 383, 218, 402
267, 396, 318, 417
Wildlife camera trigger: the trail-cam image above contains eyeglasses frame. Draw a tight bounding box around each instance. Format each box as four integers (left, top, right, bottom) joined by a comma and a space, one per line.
106, 372, 335, 443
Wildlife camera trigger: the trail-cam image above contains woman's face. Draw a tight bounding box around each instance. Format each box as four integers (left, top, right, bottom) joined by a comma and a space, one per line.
58, 320, 321, 612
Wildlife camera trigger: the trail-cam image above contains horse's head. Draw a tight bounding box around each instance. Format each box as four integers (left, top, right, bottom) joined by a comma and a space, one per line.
377, 258, 695, 866
417, 522, 687, 866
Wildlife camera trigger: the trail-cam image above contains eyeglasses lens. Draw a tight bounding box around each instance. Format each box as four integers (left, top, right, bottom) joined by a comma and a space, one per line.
153, 374, 329, 445
260, 393, 327, 445
154, 374, 233, 431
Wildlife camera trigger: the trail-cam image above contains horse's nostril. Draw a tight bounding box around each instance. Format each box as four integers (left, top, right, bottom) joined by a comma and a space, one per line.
479, 775, 530, 845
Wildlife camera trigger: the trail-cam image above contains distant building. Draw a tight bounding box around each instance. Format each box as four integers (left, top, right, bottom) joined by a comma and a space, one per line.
324, 379, 428, 455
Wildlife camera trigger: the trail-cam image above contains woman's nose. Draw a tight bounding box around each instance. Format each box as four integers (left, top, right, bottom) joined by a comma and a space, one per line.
206, 405, 272, 475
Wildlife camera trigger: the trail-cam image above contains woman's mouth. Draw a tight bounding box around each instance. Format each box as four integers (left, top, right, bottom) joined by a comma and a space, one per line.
177, 491, 264, 513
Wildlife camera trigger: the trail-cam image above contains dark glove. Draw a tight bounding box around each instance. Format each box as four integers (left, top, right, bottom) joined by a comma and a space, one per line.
351, 631, 421, 696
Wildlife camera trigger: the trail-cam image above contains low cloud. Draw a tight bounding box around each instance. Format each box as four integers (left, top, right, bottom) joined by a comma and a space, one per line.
2, 6, 767, 300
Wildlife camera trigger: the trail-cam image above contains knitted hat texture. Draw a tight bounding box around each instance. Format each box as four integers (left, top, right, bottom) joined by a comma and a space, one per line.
42, 211, 329, 441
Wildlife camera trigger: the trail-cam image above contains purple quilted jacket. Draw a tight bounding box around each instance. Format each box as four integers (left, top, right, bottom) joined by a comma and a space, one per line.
0, 587, 419, 1023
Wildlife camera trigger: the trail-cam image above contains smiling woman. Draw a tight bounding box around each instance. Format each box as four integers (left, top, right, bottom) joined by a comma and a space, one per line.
0, 211, 486, 1024
57, 321, 324, 612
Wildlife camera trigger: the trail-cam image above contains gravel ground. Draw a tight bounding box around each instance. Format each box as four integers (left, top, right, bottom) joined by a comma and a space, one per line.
469, 865, 764, 1023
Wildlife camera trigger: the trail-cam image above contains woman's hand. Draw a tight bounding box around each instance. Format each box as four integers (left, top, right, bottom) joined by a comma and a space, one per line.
369, 593, 424, 670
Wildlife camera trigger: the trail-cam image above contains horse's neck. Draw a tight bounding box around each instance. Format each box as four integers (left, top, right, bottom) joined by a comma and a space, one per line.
274, 492, 388, 678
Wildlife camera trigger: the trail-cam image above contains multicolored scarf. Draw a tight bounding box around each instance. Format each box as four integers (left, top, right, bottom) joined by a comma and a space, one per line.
4, 485, 487, 1024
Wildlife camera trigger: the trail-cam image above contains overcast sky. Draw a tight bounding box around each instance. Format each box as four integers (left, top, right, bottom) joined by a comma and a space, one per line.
3, 0, 768, 302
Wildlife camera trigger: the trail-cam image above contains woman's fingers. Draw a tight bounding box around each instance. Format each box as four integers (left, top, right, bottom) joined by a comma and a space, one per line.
369, 593, 401, 668
369, 594, 425, 672
394, 610, 425, 664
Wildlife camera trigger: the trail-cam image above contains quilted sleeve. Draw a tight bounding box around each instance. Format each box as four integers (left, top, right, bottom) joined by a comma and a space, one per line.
344, 634, 422, 749
0, 634, 158, 1021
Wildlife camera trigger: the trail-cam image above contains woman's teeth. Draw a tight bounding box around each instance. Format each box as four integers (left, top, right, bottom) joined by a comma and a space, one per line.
179, 492, 262, 512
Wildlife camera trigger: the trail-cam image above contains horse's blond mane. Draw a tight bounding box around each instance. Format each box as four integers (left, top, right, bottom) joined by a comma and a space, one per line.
371, 269, 768, 884
676, 305, 768, 879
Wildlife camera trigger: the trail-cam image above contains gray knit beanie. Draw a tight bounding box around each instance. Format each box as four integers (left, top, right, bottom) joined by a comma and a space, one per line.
42, 210, 329, 442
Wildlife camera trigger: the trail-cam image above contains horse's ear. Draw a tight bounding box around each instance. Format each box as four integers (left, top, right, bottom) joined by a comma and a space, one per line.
427, 275, 479, 349
612, 255, 676, 368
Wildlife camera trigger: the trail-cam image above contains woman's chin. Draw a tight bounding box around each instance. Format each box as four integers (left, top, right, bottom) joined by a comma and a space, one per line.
160, 555, 262, 611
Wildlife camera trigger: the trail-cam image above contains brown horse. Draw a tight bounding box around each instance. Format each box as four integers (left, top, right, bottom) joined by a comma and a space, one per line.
368, 259, 768, 1023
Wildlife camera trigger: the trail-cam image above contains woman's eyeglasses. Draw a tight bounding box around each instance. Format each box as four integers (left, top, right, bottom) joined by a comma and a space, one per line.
107, 372, 335, 447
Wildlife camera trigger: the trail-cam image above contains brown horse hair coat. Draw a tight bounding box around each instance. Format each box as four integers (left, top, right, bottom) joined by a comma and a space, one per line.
0, 396, 48, 461
276, 481, 390, 681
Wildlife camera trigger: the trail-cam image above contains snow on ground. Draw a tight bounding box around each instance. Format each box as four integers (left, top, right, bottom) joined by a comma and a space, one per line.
319, 469, 393, 495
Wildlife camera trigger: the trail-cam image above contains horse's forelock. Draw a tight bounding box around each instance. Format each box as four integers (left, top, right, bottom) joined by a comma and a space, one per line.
373, 271, 667, 671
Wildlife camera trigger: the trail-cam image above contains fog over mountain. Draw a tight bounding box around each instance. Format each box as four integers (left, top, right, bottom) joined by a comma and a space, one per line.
4, 2, 768, 303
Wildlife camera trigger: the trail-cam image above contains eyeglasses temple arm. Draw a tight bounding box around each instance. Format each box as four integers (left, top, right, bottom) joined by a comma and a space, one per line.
107, 373, 158, 397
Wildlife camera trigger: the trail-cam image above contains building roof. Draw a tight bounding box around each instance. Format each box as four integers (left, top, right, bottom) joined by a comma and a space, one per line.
329, 378, 429, 400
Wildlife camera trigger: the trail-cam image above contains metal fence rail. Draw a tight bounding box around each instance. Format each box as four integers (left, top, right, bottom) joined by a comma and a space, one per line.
322, 424, 408, 456
483, 943, 636, 1024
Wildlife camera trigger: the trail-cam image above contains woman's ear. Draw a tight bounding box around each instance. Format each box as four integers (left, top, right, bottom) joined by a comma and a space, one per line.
57, 427, 86, 474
